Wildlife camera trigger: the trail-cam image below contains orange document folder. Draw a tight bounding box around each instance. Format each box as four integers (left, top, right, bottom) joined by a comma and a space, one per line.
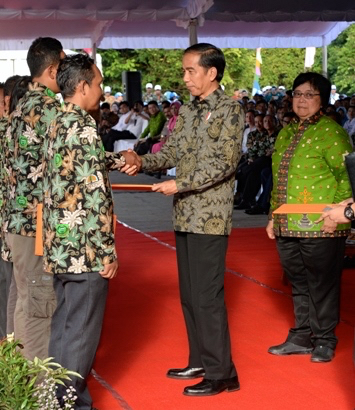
35, 204, 43, 256
111, 184, 153, 191
35, 204, 118, 257
273, 204, 333, 214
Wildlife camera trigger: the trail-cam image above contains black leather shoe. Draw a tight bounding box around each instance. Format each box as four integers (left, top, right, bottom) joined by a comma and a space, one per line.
234, 200, 251, 210
245, 204, 268, 215
183, 376, 240, 396
268, 341, 313, 355
167, 366, 205, 379
311, 345, 334, 363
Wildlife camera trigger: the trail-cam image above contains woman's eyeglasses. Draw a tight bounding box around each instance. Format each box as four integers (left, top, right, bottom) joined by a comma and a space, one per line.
292, 91, 320, 99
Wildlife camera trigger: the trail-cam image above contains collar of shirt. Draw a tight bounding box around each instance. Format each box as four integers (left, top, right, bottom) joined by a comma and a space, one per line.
191, 87, 223, 110
292, 110, 323, 127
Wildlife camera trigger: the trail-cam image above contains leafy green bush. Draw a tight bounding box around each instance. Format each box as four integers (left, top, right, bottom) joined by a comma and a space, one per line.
0, 334, 81, 409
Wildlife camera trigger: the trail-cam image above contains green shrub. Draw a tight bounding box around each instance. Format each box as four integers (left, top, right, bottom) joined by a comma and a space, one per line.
0, 334, 81, 409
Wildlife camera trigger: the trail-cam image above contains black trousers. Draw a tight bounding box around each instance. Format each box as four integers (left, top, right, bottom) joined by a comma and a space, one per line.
276, 236, 346, 349
175, 231, 237, 380
236, 156, 271, 203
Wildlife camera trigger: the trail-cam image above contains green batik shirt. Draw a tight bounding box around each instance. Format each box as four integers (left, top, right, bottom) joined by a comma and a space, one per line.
271, 112, 352, 238
142, 88, 244, 236
0, 115, 12, 261
4, 82, 61, 237
0, 116, 8, 227
43, 102, 125, 274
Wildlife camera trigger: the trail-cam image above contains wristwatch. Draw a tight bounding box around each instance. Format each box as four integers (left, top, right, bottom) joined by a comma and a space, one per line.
344, 203, 355, 221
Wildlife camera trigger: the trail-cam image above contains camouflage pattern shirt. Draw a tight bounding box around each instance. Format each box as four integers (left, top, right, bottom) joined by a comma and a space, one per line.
42, 102, 125, 274
4, 82, 61, 237
142, 88, 244, 236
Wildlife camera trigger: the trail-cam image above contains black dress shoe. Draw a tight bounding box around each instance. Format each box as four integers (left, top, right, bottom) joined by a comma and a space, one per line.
167, 366, 205, 379
268, 341, 313, 355
234, 200, 251, 210
245, 204, 267, 215
311, 345, 334, 363
183, 376, 240, 396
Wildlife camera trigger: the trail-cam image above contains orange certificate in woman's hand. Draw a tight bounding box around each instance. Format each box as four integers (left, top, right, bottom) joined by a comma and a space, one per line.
273, 204, 333, 214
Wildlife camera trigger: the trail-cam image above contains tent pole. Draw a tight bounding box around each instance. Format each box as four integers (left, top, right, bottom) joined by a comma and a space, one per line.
322, 36, 328, 78
92, 43, 97, 65
188, 19, 198, 46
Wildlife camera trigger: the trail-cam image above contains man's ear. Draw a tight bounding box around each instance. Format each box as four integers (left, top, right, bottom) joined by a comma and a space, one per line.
47, 64, 58, 81
77, 80, 87, 96
209, 66, 218, 82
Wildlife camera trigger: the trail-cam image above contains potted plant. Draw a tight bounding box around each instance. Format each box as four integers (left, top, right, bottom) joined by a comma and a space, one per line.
0, 333, 81, 409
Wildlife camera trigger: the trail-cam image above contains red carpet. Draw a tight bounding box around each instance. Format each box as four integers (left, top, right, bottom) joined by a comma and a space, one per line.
88, 225, 355, 410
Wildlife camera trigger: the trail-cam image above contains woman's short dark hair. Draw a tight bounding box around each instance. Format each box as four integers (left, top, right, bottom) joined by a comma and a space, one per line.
293, 72, 331, 109
57, 54, 95, 99
27, 37, 63, 78
4, 75, 21, 97
184, 43, 225, 83
9, 76, 32, 114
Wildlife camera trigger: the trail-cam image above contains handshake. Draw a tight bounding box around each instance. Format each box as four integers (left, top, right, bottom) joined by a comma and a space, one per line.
120, 149, 142, 176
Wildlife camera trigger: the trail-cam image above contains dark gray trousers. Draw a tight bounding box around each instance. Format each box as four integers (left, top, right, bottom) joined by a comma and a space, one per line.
0, 239, 13, 338
49, 272, 109, 410
175, 231, 237, 380
276, 236, 346, 350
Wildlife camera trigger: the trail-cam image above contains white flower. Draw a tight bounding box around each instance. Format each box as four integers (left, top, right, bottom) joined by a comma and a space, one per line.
6, 332, 15, 342
23, 125, 41, 143
60, 202, 86, 229
68, 256, 88, 273
28, 164, 43, 183
65, 122, 79, 142
80, 126, 98, 144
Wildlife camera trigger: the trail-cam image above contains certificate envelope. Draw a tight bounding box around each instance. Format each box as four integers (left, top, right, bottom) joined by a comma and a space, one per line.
273, 204, 333, 214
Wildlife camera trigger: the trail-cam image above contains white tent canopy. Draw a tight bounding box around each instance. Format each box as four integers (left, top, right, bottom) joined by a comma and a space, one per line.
0, 0, 353, 50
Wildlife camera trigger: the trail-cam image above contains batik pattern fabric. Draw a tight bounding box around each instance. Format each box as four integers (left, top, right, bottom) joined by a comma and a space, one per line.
42, 102, 125, 274
142, 88, 244, 236
0, 116, 8, 227
270, 112, 352, 238
4, 82, 61, 238
0, 116, 12, 261
246, 129, 276, 159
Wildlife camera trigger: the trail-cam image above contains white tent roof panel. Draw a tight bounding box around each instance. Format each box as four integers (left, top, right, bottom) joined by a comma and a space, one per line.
0, 0, 353, 49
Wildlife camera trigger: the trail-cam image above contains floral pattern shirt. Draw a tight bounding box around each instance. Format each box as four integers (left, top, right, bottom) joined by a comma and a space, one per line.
271, 112, 352, 238
246, 129, 277, 160
142, 88, 244, 235
4, 82, 62, 237
42, 102, 125, 274
0, 116, 8, 227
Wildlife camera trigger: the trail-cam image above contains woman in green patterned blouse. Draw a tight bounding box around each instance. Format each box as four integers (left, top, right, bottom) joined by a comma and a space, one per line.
266, 72, 352, 363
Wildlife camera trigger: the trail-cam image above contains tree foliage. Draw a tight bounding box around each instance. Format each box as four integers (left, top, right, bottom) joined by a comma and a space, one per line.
313, 23, 355, 95
98, 23, 354, 99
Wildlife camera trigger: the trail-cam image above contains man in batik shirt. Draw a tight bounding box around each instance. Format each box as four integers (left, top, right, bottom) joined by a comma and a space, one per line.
43, 53, 130, 410
129, 44, 244, 397
0, 75, 22, 338
3, 38, 65, 360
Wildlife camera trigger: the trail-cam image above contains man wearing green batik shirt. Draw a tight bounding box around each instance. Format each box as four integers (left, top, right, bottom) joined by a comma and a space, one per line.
43, 53, 131, 410
4, 37, 65, 361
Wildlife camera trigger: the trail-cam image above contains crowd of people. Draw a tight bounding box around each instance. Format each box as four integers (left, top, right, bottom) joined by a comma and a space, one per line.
0, 36, 354, 409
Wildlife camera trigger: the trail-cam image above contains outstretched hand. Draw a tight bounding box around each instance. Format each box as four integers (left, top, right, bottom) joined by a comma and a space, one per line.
120, 149, 142, 176
152, 180, 178, 196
